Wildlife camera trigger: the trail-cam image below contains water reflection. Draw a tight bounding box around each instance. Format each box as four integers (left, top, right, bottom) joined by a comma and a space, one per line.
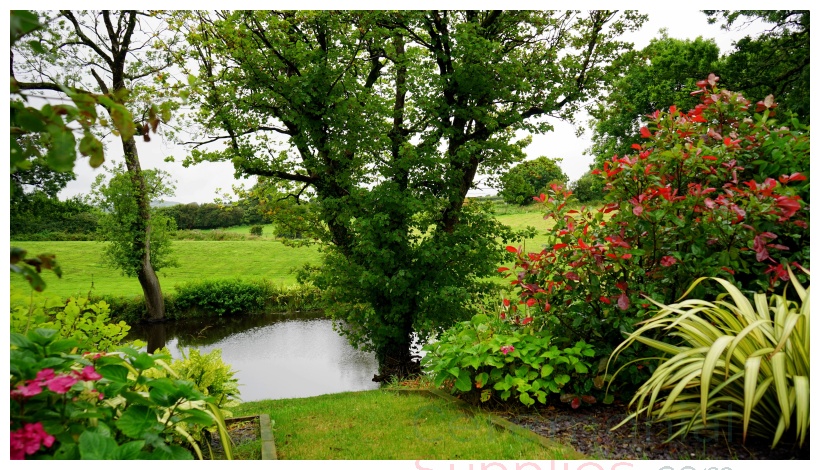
127, 312, 379, 401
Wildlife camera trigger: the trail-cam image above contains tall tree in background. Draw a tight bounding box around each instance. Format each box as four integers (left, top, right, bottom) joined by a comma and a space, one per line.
706, 10, 810, 121
177, 10, 644, 377
587, 34, 720, 164
12, 11, 179, 320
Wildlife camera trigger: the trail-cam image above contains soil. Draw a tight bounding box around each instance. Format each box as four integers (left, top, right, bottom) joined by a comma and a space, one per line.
207, 417, 259, 459
498, 402, 810, 460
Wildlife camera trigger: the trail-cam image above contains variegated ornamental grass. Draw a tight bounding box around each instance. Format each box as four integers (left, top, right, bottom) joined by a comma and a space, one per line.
608, 267, 809, 448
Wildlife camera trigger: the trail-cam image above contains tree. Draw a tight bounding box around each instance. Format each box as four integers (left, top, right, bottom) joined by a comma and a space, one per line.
13, 11, 178, 319
569, 170, 606, 204
178, 10, 644, 377
90, 165, 178, 279
497, 156, 568, 205
705, 10, 809, 121
587, 34, 720, 165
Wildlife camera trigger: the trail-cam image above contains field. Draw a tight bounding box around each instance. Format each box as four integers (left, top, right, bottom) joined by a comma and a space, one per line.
10, 210, 557, 299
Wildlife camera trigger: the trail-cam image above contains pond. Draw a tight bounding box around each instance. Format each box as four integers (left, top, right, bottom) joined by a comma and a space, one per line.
127, 311, 380, 402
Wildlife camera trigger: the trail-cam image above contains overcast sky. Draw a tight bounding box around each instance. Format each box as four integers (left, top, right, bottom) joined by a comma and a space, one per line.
40, 9, 772, 204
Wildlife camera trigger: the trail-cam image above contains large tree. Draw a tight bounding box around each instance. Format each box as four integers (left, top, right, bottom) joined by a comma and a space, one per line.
497, 156, 569, 206
706, 10, 809, 121
13, 11, 178, 320
178, 10, 644, 377
587, 34, 720, 164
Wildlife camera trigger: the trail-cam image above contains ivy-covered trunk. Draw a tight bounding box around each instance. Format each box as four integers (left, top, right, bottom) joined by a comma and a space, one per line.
121, 137, 166, 322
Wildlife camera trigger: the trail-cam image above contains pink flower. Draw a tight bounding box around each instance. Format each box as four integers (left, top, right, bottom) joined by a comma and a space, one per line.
35, 369, 55, 382
11, 382, 43, 398
45, 375, 77, 394
500, 345, 515, 355
74, 366, 102, 382
10, 422, 55, 460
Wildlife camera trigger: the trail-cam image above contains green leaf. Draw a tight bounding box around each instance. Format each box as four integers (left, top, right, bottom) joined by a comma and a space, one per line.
115, 440, 146, 460
78, 429, 119, 459
115, 405, 159, 438
80, 133, 105, 167
574, 362, 589, 374
110, 104, 135, 140
98, 364, 129, 384
45, 127, 77, 172
454, 370, 472, 392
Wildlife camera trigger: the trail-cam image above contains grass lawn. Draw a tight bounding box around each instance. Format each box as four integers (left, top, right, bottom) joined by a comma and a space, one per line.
9, 240, 322, 299
230, 390, 581, 460
8, 207, 569, 299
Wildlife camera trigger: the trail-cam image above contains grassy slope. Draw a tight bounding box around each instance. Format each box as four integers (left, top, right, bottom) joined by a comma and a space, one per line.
9, 210, 557, 298
231, 390, 580, 460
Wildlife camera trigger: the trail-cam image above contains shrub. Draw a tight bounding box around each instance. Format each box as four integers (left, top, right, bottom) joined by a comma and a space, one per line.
9, 329, 233, 460
173, 279, 270, 317
10, 293, 140, 353
608, 267, 809, 448
149, 348, 241, 409
500, 76, 809, 399
171, 229, 246, 241
249, 225, 263, 236
422, 311, 596, 407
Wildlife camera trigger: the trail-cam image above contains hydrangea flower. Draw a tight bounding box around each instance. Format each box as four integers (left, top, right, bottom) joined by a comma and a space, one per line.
10, 422, 54, 460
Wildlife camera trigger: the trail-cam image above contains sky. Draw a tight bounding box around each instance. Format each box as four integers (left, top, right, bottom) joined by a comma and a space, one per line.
14, 8, 775, 204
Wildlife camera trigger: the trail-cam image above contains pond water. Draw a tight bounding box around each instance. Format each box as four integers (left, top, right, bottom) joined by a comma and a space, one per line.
127, 311, 380, 402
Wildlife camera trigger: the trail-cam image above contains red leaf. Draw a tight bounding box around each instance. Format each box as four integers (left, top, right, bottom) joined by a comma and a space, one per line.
503, 298, 510, 307
526, 298, 537, 307
632, 204, 643, 216
505, 245, 518, 253
581, 395, 597, 404
616, 281, 628, 291
578, 239, 589, 250
497, 266, 509, 272
521, 316, 533, 325
631, 143, 642, 151
702, 155, 717, 161
543, 302, 551, 312
565, 272, 580, 281
553, 243, 568, 250
669, 105, 677, 116
599, 296, 611, 304
621, 253, 632, 260
617, 293, 630, 311
571, 397, 581, 409
660, 256, 678, 267
640, 126, 652, 139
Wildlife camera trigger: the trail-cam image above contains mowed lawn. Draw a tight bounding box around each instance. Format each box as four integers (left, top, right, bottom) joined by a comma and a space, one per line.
9, 211, 560, 299
9, 240, 322, 299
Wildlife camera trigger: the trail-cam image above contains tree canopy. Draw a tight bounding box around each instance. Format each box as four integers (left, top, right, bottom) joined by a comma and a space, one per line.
497, 156, 569, 205
176, 10, 645, 375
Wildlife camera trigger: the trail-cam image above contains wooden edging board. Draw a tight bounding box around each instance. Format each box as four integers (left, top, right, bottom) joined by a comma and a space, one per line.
385, 388, 585, 459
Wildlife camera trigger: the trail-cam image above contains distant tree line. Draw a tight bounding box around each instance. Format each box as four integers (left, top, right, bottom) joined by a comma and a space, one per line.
156, 202, 266, 230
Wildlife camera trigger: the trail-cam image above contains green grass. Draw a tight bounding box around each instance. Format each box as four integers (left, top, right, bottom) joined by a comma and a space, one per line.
9, 205, 584, 299
9, 240, 322, 298
230, 390, 581, 460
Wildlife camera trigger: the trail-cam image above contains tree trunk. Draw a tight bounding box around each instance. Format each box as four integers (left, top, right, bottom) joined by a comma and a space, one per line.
121, 136, 166, 321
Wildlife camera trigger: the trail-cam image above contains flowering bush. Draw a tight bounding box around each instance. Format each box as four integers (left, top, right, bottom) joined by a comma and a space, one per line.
10, 328, 232, 460
501, 76, 809, 399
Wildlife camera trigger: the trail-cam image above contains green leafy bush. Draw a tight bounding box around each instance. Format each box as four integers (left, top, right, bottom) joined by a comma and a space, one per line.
10, 329, 233, 460
173, 279, 268, 316
153, 348, 240, 409
422, 312, 596, 407
171, 229, 247, 241
609, 268, 809, 448
249, 225, 263, 236
11, 292, 141, 352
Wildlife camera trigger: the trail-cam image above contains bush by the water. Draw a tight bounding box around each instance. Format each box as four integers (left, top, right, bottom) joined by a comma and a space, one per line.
171, 229, 247, 241
98, 279, 321, 323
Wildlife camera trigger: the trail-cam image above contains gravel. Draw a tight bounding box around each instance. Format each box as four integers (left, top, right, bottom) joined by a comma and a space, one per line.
499, 402, 808, 460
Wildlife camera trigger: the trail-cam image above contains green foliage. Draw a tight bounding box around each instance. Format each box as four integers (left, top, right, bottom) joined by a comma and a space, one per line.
705, 10, 809, 121
10, 329, 233, 460
10, 292, 139, 353
588, 34, 720, 164
569, 170, 606, 204
11, 192, 99, 238
609, 269, 810, 448
179, 10, 645, 376
423, 312, 597, 408
91, 164, 178, 277
497, 156, 569, 206
157, 202, 246, 230
170, 229, 247, 241
502, 78, 809, 399
249, 225, 263, 236
158, 349, 241, 409
170, 279, 320, 319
